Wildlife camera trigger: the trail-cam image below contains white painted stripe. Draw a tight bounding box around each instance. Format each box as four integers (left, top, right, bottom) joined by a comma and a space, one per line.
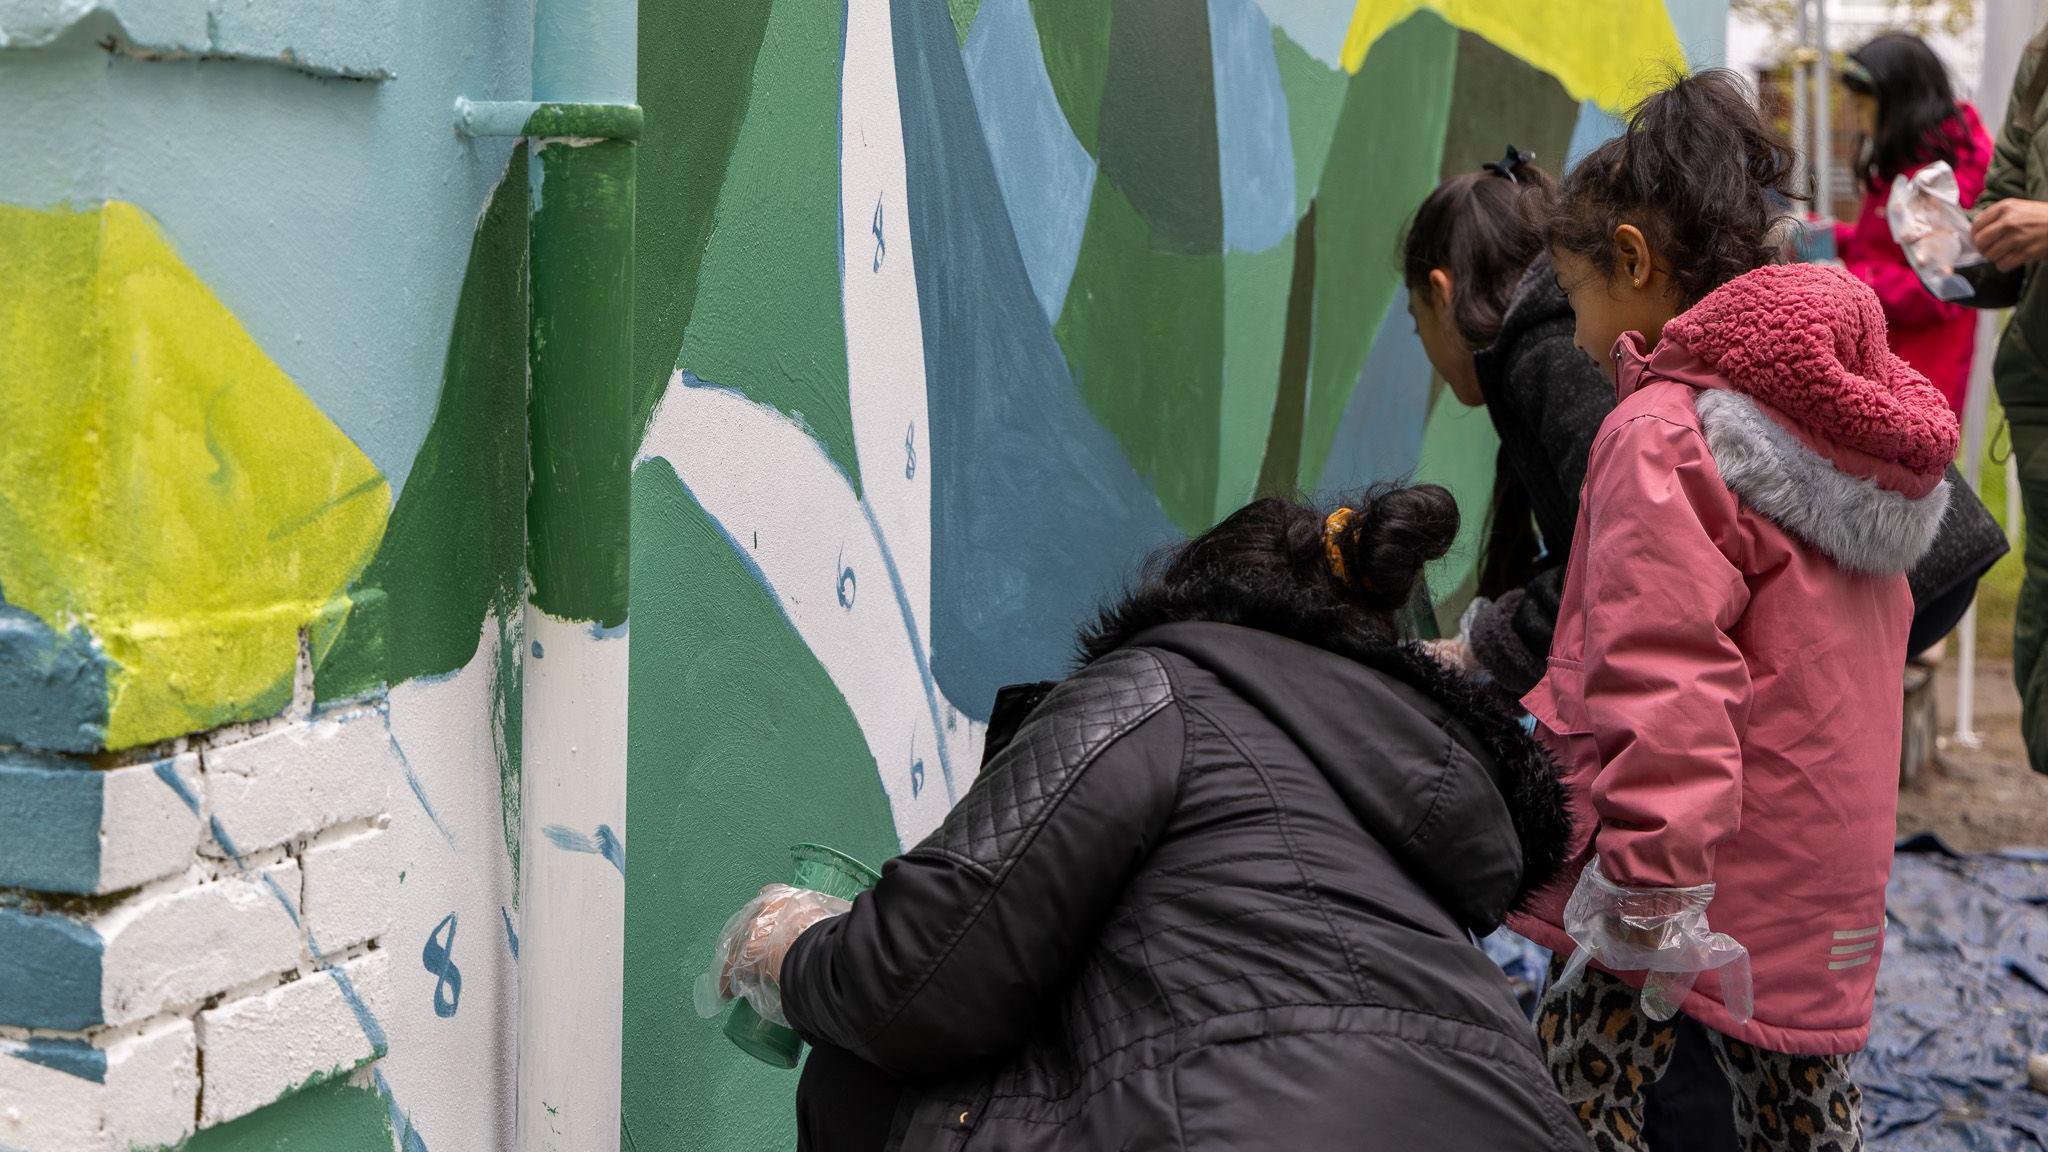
1829, 941, 1878, 955
1832, 925, 1884, 940
1828, 955, 1874, 970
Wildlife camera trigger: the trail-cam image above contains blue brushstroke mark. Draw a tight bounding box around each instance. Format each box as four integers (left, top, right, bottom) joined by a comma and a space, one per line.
375, 1067, 430, 1152
531, 640, 545, 659
1249, 0, 1352, 67
590, 619, 630, 640
152, 759, 200, 814
542, 823, 626, 877
0, 596, 109, 753
0, 756, 102, 894
1209, 0, 1297, 253
857, 500, 960, 803
961, 0, 1098, 321
3, 1036, 107, 1083
872, 193, 887, 273
837, 556, 857, 610
327, 967, 389, 1053
1667, 0, 1728, 69
209, 815, 245, 861
422, 913, 462, 1018
502, 906, 520, 960
894, 0, 1179, 718
262, 874, 302, 927
384, 722, 455, 847
905, 422, 918, 480
0, 906, 103, 1030
210, 814, 304, 926
1566, 100, 1625, 168
1318, 290, 1433, 493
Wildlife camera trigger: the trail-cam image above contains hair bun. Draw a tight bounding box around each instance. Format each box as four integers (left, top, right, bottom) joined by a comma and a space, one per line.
1333, 484, 1458, 609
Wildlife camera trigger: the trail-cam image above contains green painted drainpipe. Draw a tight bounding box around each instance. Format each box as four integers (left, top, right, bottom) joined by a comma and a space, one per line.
456, 0, 637, 1145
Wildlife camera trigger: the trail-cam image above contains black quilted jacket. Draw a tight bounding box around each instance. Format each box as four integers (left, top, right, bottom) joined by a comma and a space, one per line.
781, 622, 1585, 1151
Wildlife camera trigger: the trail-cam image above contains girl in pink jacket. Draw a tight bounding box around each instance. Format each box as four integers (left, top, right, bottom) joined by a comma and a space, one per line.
1506, 72, 1959, 1151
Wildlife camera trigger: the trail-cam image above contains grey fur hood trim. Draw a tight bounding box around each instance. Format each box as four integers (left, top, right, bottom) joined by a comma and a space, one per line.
1695, 389, 1950, 576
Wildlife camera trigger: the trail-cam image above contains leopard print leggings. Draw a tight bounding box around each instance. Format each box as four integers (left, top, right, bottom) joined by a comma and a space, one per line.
1535, 959, 1863, 1152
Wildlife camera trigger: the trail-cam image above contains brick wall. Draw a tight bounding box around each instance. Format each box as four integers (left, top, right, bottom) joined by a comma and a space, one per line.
0, 650, 401, 1151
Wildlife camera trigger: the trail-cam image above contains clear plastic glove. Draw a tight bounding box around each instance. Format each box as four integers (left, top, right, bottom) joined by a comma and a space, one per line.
1555, 859, 1753, 1024
692, 883, 850, 1027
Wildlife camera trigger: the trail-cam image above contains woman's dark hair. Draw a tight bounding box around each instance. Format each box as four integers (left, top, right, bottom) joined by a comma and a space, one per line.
1547, 69, 1796, 306
1077, 485, 1458, 665
1843, 33, 1964, 187
1402, 159, 1557, 348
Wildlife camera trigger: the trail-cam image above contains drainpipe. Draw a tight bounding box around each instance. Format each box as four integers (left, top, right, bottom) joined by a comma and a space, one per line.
456, 0, 637, 1147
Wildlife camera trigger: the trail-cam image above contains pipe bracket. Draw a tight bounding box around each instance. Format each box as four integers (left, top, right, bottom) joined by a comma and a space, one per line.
454, 98, 643, 140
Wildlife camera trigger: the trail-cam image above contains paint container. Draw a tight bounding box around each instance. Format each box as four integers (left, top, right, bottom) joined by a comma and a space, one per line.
722, 843, 882, 1068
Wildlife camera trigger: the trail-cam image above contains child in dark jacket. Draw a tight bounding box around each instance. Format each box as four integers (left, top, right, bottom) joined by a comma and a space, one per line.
1401, 152, 1615, 698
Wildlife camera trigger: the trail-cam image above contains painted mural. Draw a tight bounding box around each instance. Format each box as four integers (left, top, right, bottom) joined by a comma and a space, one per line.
0, 0, 1721, 1150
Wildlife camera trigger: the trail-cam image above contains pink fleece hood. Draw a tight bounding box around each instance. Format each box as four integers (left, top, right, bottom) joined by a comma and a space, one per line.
1613, 264, 1961, 576
1661, 263, 1959, 478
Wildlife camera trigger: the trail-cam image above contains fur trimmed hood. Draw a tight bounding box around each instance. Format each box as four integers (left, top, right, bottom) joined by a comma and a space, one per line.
1616, 265, 1961, 575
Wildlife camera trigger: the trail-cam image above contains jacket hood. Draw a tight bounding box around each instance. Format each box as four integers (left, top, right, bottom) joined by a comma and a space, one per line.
1619, 264, 1959, 575
1131, 622, 1572, 934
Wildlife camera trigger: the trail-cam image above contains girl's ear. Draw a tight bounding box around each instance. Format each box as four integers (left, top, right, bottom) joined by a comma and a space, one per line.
1427, 268, 1454, 313
1612, 224, 1653, 290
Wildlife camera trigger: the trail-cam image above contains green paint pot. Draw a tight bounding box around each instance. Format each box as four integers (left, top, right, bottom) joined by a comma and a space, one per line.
722, 843, 882, 1068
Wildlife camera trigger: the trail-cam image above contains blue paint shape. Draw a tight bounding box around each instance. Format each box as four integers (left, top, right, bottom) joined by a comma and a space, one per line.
384, 725, 454, 847
894, 0, 1179, 719
960, 0, 1098, 322
541, 822, 626, 877
872, 193, 887, 273
262, 872, 303, 928
209, 814, 246, 862
374, 1067, 430, 1152
1250, 0, 1354, 67
0, 756, 102, 894
589, 619, 631, 640
856, 499, 960, 802
422, 912, 461, 1019
1566, 100, 1625, 168
905, 422, 917, 481
0, 596, 109, 754
1318, 289, 1433, 493
3, 1036, 107, 1083
1209, 0, 1297, 253
501, 906, 519, 960
837, 558, 857, 610
0, 906, 103, 1030
531, 640, 544, 659
1667, 0, 1729, 69
152, 758, 200, 814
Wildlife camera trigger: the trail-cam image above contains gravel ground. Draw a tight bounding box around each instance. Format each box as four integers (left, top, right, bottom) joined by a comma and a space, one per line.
1898, 659, 2048, 851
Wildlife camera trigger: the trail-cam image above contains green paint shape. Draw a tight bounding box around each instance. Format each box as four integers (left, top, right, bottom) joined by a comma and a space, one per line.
530, 139, 634, 627
1297, 11, 1457, 489
1218, 239, 1294, 519
171, 1078, 394, 1152
492, 609, 522, 905
633, 1, 773, 435
318, 144, 532, 703
1272, 28, 1350, 217
1056, 179, 1225, 534
949, 0, 983, 46
622, 460, 899, 1152
673, 0, 858, 488
1440, 31, 1579, 182
1095, 0, 1223, 254
1029, 0, 1113, 154
1258, 201, 1318, 499
1412, 382, 1500, 618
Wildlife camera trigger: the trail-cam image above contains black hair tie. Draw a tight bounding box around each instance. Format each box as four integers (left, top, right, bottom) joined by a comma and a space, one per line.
1483, 144, 1535, 183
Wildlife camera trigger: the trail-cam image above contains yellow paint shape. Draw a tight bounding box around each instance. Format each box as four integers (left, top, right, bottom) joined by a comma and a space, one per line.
1341, 0, 1686, 112
0, 202, 388, 749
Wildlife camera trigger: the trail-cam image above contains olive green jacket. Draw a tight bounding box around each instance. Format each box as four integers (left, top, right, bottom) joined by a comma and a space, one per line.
1983, 34, 2048, 407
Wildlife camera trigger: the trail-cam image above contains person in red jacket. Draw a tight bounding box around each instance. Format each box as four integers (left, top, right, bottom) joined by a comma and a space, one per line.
1837, 32, 1994, 417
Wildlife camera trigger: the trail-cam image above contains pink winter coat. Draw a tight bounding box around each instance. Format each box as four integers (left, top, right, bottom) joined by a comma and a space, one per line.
1508, 264, 1960, 1056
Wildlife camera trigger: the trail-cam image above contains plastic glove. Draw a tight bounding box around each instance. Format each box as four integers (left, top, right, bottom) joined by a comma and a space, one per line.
1888, 162, 1986, 301
1554, 859, 1753, 1024
693, 883, 851, 1027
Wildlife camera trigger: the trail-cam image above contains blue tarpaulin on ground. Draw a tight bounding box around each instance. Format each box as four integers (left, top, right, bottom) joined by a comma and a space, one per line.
1863, 838, 2048, 1150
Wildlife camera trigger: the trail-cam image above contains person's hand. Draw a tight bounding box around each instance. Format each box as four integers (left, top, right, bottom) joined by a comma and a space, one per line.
693, 883, 851, 1025
1972, 199, 2048, 271
1421, 637, 1476, 676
